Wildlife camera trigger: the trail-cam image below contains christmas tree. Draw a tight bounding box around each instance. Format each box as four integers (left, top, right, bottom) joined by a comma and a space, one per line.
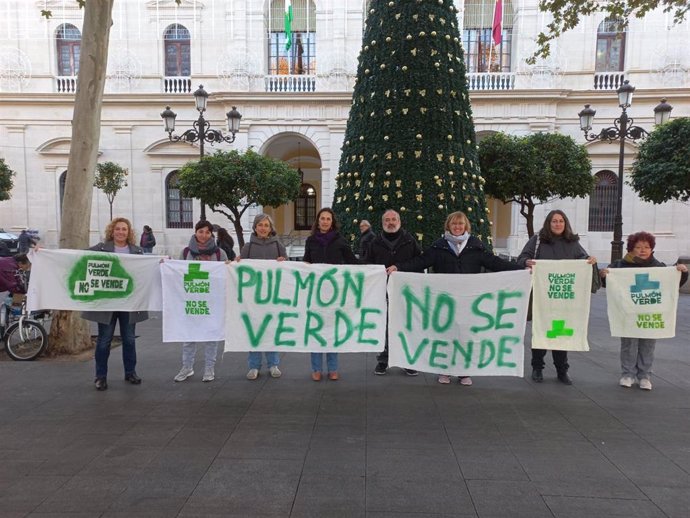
333, 0, 492, 250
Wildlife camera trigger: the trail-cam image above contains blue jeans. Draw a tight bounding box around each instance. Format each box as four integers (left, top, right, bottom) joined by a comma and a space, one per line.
95, 312, 137, 379
310, 352, 338, 373
248, 352, 279, 370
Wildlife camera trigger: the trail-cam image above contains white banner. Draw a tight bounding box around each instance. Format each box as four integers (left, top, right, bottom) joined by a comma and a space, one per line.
387, 270, 531, 377
161, 259, 227, 342
606, 267, 680, 339
225, 260, 387, 353
532, 260, 592, 351
26, 249, 162, 312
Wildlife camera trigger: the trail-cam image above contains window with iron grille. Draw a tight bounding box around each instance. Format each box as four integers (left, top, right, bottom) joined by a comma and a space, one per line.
56, 24, 81, 76
294, 183, 317, 230
166, 171, 194, 229
588, 170, 618, 232
164, 24, 191, 77
462, 0, 513, 73
267, 0, 316, 75
596, 18, 626, 72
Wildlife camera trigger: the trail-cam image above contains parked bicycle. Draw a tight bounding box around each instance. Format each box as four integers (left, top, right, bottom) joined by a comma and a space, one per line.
0, 295, 48, 361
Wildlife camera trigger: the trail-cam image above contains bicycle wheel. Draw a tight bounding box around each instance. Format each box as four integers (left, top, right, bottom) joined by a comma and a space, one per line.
4, 319, 47, 361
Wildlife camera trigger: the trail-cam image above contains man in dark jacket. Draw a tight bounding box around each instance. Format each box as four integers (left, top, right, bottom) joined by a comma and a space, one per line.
366, 209, 422, 376
357, 220, 376, 260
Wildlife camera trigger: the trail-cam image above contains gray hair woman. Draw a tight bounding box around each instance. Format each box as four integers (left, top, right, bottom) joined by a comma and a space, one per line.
240, 214, 287, 380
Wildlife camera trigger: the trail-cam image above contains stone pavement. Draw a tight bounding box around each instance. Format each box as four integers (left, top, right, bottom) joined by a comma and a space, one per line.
0, 291, 688, 518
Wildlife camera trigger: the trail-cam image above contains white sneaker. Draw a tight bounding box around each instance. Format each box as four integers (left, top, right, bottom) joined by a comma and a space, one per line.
202, 367, 215, 382
639, 378, 653, 390
437, 375, 451, 384
174, 366, 194, 382
619, 376, 635, 388
246, 368, 259, 380
269, 366, 282, 378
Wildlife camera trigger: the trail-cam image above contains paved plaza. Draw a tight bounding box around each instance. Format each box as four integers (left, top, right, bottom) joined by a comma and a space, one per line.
0, 291, 688, 517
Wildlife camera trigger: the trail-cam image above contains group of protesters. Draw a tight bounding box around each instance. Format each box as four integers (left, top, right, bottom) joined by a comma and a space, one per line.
83, 207, 686, 393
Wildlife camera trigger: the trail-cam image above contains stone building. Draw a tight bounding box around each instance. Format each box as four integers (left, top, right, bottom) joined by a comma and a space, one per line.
0, 0, 688, 262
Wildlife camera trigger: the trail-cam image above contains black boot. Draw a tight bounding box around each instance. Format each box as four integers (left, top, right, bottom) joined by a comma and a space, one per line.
531, 368, 543, 382
557, 372, 573, 385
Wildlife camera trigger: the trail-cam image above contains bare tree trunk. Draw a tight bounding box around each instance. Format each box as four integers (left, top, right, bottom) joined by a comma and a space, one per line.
228, 208, 248, 249
48, 1, 115, 356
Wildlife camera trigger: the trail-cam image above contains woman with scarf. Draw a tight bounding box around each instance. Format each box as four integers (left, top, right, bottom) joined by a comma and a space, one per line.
600, 231, 687, 390
387, 211, 523, 385
240, 213, 288, 380
173, 220, 228, 383
516, 209, 597, 385
303, 208, 360, 381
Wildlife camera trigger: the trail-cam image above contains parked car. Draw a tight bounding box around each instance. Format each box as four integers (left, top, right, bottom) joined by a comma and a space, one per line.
0, 230, 19, 257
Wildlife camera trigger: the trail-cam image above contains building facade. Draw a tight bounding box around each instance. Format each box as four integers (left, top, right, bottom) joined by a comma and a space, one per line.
0, 0, 689, 263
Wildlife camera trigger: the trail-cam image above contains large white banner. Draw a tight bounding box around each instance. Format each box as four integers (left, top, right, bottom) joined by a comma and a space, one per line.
160, 259, 227, 342
606, 267, 680, 339
532, 260, 592, 351
225, 260, 387, 353
387, 270, 531, 377
26, 249, 162, 311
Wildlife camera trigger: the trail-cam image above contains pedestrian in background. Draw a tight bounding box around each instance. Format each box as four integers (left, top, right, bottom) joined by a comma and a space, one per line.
216, 226, 237, 260
140, 225, 156, 253
240, 213, 287, 380
18, 229, 36, 254
357, 219, 375, 261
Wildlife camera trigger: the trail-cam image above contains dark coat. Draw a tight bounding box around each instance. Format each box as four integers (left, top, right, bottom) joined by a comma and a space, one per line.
516, 234, 588, 265
397, 235, 523, 274
81, 241, 149, 325
303, 232, 360, 265
366, 230, 421, 267
608, 254, 688, 287
358, 229, 376, 260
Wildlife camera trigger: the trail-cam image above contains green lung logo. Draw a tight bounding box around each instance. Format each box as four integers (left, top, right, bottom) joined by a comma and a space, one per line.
68, 254, 135, 301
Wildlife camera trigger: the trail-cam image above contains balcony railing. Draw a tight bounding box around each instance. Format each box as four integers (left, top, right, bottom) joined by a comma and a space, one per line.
467, 72, 515, 90
594, 72, 625, 90
265, 75, 316, 93
56, 76, 77, 93
164, 76, 192, 94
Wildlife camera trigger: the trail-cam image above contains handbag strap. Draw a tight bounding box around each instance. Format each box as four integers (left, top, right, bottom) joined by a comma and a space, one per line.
534, 235, 541, 259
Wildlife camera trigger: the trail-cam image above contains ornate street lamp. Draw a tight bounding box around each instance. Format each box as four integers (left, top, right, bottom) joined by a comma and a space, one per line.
162, 85, 242, 220
578, 81, 672, 262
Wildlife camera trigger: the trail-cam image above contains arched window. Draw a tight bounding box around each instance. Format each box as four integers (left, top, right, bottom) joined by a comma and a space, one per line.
59, 170, 67, 213
56, 24, 81, 76
596, 18, 625, 72
166, 171, 194, 229
588, 170, 618, 232
462, 0, 513, 73
164, 24, 191, 77
294, 183, 317, 230
267, 0, 316, 75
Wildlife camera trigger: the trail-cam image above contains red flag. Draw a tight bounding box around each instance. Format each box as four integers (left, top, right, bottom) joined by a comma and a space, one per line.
492, 0, 503, 46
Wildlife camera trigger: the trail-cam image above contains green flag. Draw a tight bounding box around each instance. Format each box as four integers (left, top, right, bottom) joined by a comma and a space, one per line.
284, 0, 293, 51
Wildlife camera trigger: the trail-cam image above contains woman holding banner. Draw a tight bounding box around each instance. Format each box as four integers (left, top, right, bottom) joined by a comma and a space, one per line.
601, 231, 687, 390
241, 214, 288, 381
387, 211, 523, 385
517, 209, 596, 385
82, 217, 147, 391
173, 220, 228, 383
303, 208, 360, 381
